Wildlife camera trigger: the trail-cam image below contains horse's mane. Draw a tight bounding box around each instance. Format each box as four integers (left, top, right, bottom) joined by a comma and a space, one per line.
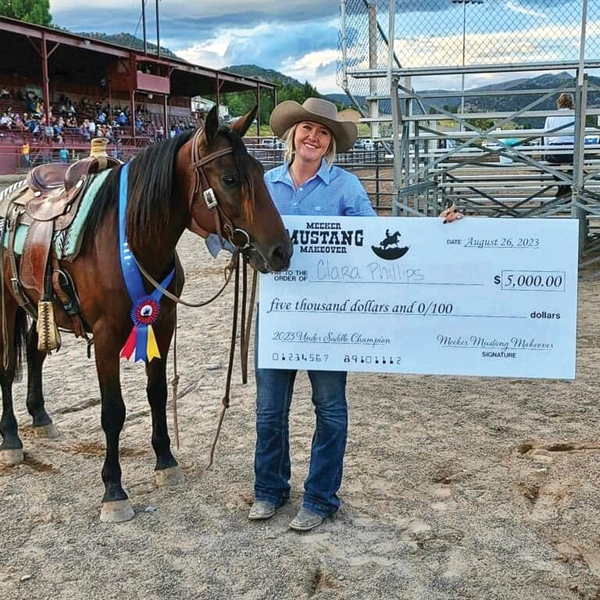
81, 126, 256, 253
82, 131, 194, 252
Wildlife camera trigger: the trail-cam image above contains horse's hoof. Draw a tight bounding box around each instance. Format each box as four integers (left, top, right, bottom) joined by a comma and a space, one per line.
155, 465, 185, 487
100, 500, 135, 523
32, 423, 60, 439
0, 448, 24, 465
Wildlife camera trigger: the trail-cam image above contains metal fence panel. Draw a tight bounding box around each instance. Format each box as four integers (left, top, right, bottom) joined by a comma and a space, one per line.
339, 0, 595, 100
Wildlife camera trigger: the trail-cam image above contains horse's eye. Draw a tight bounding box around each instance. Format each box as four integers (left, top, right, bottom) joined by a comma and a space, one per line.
222, 175, 237, 187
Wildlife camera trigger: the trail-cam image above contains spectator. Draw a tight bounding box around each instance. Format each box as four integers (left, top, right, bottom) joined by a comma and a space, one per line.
544, 93, 575, 199
21, 142, 30, 168
14, 113, 25, 131
81, 119, 91, 140
59, 146, 69, 163
0, 112, 12, 129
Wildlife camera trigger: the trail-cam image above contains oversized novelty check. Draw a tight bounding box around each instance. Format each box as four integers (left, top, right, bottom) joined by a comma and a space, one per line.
258, 216, 579, 379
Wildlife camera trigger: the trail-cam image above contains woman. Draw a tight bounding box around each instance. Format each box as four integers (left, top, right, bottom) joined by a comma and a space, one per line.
249, 98, 377, 532
544, 93, 575, 199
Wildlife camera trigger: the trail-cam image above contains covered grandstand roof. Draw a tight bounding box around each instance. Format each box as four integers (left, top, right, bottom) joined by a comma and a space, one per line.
0, 16, 275, 97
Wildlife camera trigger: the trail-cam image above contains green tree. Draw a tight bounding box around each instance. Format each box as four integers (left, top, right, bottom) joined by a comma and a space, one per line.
466, 118, 495, 131
0, 0, 52, 25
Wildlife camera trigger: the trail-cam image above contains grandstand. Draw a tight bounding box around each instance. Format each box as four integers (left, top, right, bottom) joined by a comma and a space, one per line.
0, 16, 275, 174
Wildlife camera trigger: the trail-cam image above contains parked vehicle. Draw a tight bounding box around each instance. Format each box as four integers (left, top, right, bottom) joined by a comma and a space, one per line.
261, 138, 284, 149
355, 138, 375, 151
353, 138, 375, 150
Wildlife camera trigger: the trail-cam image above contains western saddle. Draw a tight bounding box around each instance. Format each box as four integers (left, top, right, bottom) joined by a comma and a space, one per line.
2, 139, 120, 351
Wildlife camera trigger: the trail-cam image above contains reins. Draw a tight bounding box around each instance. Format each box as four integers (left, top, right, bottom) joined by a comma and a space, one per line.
132, 127, 259, 466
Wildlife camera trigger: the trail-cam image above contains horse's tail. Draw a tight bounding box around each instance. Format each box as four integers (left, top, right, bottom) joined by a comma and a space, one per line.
13, 307, 28, 381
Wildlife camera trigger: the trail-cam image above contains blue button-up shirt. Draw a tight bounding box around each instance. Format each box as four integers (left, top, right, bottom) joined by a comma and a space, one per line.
264, 160, 377, 217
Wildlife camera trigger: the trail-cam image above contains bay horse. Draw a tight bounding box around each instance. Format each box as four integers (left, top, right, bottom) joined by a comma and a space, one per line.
0, 106, 292, 522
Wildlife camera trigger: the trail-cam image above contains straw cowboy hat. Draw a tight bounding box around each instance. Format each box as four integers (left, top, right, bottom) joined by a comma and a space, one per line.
270, 98, 357, 153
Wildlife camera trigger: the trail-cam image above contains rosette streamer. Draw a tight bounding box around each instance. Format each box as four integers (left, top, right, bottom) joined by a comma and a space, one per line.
118, 163, 175, 362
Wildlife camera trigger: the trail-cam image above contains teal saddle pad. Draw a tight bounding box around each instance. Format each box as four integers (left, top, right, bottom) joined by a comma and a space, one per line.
2, 169, 111, 260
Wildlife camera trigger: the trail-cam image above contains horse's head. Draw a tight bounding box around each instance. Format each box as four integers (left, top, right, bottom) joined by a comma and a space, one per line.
179, 106, 292, 273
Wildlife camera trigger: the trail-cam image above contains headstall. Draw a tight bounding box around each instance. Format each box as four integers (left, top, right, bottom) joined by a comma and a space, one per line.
187, 127, 251, 251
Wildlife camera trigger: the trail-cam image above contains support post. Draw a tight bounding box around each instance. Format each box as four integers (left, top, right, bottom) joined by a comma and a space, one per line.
461, 0, 466, 122
572, 0, 589, 253
142, 0, 147, 54
130, 55, 136, 139
155, 0, 160, 59
368, 3, 379, 139
41, 32, 51, 129
340, 0, 349, 92
391, 77, 402, 216
163, 94, 168, 135
388, 0, 400, 215
256, 84, 261, 137
108, 80, 113, 125
572, 76, 588, 252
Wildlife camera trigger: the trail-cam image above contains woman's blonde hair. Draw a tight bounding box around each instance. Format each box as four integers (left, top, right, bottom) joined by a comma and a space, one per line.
557, 93, 575, 109
282, 122, 337, 167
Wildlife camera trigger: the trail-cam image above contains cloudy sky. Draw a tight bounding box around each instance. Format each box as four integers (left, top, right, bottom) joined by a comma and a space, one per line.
49, 0, 595, 95
49, 0, 341, 92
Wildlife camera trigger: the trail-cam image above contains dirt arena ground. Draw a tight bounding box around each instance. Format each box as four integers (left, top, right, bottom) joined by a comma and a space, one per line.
1, 176, 600, 599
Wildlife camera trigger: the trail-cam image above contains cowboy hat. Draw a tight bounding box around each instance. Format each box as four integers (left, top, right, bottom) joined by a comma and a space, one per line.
270, 98, 357, 153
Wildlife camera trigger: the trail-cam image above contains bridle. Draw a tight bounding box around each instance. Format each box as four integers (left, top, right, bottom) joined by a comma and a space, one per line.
187, 127, 252, 252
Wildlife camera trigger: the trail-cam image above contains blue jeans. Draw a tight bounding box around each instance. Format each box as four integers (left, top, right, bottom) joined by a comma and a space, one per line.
254, 368, 348, 516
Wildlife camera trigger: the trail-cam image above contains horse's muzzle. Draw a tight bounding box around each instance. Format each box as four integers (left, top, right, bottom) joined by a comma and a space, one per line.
247, 239, 293, 273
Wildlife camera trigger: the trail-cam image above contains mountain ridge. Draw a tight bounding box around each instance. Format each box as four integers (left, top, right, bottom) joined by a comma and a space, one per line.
74, 31, 180, 60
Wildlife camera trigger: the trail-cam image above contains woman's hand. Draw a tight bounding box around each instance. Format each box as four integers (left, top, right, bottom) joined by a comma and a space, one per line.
440, 205, 464, 224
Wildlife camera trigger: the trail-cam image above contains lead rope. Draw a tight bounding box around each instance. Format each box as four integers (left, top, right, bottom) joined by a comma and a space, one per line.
207, 249, 241, 469
132, 251, 237, 308
241, 263, 258, 384
206, 257, 258, 468
240, 257, 248, 383
171, 266, 181, 451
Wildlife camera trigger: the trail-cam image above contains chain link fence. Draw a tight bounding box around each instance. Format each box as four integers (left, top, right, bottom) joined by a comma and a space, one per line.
339, 0, 598, 101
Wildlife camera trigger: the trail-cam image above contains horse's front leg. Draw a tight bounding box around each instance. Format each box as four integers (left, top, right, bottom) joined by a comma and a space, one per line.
146, 322, 184, 488
25, 326, 59, 439
94, 330, 134, 523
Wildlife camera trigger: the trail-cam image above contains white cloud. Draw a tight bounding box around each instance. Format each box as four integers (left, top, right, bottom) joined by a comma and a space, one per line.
390, 22, 600, 69
281, 49, 338, 76
174, 25, 268, 68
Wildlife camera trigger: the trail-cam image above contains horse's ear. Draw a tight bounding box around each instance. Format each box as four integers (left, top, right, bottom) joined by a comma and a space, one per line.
204, 105, 219, 145
229, 106, 258, 138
